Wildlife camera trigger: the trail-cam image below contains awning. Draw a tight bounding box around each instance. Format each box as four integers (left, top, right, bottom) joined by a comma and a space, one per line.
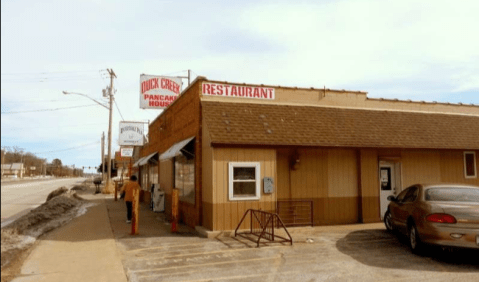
160, 136, 195, 161
138, 152, 158, 166
132, 156, 146, 168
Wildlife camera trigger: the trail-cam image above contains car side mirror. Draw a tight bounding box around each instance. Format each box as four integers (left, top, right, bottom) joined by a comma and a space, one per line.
387, 195, 397, 202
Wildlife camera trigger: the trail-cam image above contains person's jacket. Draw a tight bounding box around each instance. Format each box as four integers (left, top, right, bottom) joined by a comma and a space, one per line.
120, 181, 140, 202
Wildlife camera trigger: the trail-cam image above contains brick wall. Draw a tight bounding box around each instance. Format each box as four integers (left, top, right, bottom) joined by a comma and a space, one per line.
140, 79, 204, 228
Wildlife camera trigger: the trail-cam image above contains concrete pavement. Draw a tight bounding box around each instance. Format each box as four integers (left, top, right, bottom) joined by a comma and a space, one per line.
11, 193, 127, 282
9, 186, 479, 282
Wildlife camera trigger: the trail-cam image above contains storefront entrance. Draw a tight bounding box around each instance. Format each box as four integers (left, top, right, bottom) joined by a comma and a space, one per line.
379, 161, 401, 219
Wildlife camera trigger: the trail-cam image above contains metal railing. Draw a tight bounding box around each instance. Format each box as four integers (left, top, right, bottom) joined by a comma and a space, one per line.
234, 209, 293, 247
277, 200, 314, 227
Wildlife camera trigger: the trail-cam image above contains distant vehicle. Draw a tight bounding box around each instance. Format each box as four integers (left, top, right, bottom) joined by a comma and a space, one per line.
384, 184, 479, 253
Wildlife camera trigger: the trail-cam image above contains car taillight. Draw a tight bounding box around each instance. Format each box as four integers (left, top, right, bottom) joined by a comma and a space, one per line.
426, 213, 457, 224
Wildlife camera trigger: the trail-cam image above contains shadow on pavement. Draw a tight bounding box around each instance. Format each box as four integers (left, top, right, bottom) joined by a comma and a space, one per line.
336, 229, 479, 273
105, 196, 198, 240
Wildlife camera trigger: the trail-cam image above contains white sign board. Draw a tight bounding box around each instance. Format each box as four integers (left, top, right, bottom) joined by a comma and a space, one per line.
121, 147, 134, 157
119, 122, 144, 146
202, 82, 275, 100
140, 74, 183, 109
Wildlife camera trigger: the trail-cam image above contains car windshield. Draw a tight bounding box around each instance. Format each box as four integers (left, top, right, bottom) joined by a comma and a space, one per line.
425, 188, 479, 203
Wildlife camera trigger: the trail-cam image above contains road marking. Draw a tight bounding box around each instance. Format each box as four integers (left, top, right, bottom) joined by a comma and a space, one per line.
147, 270, 302, 282
131, 244, 290, 261
132, 255, 282, 274
127, 242, 207, 253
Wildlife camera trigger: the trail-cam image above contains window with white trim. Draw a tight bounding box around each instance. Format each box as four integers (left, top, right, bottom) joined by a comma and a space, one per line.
464, 151, 477, 178
228, 162, 261, 201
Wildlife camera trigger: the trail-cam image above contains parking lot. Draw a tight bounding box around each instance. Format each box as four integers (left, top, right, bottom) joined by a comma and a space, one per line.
106, 199, 479, 282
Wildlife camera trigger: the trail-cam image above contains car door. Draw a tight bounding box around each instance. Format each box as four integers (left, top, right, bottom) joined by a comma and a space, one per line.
389, 187, 410, 231
394, 186, 419, 233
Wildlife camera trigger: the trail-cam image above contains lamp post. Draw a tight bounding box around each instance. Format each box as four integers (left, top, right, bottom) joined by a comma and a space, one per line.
62, 89, 114, 191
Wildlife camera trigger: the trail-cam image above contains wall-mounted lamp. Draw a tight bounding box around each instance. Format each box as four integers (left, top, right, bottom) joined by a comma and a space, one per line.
290, 151, 300, 170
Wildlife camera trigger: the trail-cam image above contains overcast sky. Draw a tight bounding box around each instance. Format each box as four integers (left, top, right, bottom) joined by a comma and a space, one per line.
1, 0, 478, 173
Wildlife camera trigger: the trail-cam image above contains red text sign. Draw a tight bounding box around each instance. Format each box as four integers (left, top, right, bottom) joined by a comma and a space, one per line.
202, 83, 275, 100
140, 75, 183, 109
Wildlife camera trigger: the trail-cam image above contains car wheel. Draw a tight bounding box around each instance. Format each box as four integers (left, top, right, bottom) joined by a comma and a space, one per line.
408, 223, 423, 254
384, 211, 394, 232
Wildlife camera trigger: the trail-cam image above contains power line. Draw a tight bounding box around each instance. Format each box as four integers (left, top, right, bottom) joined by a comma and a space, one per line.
114, 99, 125, 121
1, 99, 84, 104
1, 69, 102, 76
1, 122, 105, 131
33, 141, 101, 154
1, 77, 103, 83
1, 104, 98, 114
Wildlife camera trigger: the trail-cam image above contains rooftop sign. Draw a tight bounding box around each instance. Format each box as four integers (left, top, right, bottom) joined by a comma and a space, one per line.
140, 74, 183, 109
202, 82, 275, 100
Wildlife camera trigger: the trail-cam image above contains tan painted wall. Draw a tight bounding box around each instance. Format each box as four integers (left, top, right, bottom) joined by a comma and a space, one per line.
211, 148, 276, 231
328, 149, 358, 197
399, 149, 479, 188
440, 150, 479, 186
277, 148, 359, 225
402, 151, 441, 188
201, 81, 479, 115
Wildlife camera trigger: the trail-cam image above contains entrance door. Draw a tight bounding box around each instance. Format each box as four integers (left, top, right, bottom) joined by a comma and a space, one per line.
379, 162, 396, 219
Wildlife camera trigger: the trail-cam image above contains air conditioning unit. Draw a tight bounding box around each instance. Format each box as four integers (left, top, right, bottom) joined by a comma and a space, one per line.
152, 184, 165, 212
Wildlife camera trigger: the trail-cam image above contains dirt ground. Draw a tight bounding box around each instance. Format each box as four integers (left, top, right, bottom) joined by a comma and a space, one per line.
0, 180, 97, 282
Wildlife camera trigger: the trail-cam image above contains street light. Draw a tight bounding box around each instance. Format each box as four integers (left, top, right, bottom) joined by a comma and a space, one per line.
62, 91, 109, 110
62, 88, 114, 191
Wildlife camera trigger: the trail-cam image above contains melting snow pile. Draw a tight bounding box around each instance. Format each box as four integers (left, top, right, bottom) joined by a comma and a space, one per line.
1, 186, 92, 269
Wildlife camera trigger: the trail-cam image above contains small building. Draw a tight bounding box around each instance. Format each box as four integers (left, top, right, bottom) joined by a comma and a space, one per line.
1, 163, 25, 178
138, 77, 479, 231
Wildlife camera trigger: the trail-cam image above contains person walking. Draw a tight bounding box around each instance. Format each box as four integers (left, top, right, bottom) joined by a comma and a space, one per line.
120, 175, 140, 223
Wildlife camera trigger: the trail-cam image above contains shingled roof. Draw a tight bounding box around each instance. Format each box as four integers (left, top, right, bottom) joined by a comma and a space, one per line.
202, 101, 479, 150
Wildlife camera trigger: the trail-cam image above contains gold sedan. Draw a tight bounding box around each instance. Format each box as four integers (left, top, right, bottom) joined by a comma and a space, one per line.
384, 184, 479, 253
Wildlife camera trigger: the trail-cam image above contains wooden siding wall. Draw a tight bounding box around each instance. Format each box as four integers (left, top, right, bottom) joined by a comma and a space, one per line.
211, 148, 276, 231
439, 150, 479, 186
359, 149, 380, 223
277, 148, 359, 225
402, 151, 441, 188
201, 118, 214, 230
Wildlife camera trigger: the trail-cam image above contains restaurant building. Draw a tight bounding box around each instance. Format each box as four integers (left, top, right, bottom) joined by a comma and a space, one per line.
137, 77, 479, 231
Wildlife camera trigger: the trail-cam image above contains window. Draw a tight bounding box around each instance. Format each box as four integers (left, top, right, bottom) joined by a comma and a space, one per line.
175, 154, 195, 205
464, 152, 477, 178
228, 162, 261, 201
402, 187, 418, 203
396, 186, 414, 202
426, 187, 479, 202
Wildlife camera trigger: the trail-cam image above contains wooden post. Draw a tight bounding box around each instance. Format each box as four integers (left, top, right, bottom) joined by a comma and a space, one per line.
171, 188, 179, 233
131, 186, 140, 235
114, 181, 118, 201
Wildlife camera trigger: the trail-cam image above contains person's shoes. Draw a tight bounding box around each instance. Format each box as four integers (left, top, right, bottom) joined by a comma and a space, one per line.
126, 220, 131, 223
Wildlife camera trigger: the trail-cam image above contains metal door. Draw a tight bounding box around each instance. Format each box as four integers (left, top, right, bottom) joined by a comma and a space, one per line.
379, 163, 396, 219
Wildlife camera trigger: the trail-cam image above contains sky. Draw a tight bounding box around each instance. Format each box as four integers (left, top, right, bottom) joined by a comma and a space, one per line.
1, 0, 479, 174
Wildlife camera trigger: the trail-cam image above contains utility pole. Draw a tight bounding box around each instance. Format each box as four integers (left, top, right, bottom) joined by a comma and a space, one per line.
178, 69, 191, 88
106, 68, 116, 191
1, 147, 5, 179
101, 132, 105, 181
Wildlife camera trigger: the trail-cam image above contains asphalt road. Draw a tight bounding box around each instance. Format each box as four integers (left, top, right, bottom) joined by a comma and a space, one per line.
0, 177, 85, 228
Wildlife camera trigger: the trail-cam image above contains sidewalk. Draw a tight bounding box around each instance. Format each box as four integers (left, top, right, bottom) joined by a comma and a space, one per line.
11, 193, 127, 282
9, 190, 479, 282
